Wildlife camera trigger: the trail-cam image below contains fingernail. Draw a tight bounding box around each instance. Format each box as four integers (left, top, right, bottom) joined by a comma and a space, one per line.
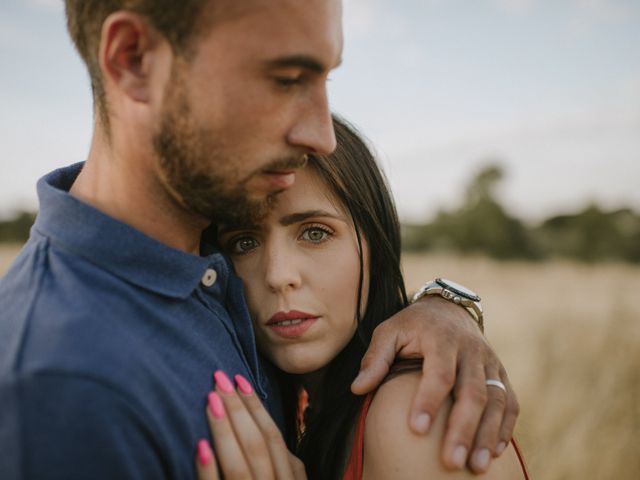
411, 413, 431, 434
197, 439, 213, 466
496, 441, 507, 455
471, 448, 490, 472
234, 374, 253, 394
214, 370, 234, 394
208, 391, 225, 418
451, 445, 468, 469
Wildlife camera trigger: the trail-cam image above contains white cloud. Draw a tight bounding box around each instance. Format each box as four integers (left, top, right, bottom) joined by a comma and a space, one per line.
0, 19, 31, 47
569, 0, 640, 34
342, 0, 414, 41
26, 0, 63, 11
343, 0, 382, 39
490, 0, 537, 14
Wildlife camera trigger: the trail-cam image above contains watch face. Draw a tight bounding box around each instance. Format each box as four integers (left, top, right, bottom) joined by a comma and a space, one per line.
436, 278, 480, 301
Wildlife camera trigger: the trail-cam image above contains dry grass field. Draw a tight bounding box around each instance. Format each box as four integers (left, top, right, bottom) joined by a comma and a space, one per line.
2, 244, 639, 479
402, 253, 640, 480
0, 244, 23, 276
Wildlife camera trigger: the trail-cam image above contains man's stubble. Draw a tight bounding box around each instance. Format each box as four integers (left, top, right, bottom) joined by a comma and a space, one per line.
152, 63, 306, 226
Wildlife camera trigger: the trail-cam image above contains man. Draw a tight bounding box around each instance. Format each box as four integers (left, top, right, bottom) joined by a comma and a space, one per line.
0, 0, 518, 478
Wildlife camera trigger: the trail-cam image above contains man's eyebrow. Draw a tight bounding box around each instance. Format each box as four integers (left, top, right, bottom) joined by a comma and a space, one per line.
265, 55, 342, 73
280, 210, 344, 226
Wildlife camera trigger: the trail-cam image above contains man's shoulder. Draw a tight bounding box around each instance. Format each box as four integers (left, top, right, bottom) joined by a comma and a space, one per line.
0, 241, 192, 479
0, 236, 159, 381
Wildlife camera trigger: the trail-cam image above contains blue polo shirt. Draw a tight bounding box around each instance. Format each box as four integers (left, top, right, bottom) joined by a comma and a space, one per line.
0, 163, 281, 479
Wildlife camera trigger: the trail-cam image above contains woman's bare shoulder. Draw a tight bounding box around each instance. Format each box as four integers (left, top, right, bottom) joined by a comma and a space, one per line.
362, 370, 525, 480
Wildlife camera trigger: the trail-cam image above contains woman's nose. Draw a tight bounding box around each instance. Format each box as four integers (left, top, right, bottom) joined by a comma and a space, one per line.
264, 249, 302, 293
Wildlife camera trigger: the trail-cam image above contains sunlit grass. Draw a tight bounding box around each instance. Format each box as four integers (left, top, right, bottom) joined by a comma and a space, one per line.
0, 244, 22, 276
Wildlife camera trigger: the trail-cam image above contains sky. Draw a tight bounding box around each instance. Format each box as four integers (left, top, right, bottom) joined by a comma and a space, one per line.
1, 0, 639, 223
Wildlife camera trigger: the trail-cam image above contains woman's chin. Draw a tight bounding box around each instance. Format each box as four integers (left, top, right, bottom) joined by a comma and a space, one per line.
270, 354, 327, 376
277, 361, 320, 376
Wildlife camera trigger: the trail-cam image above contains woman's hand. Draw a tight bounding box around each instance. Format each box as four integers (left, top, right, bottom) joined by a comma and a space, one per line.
195, 371, 306, 480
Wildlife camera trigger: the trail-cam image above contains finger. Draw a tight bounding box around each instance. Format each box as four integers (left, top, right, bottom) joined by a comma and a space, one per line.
287, 450, 307, 480
214, 371, 274, 480
468, 366, 507, 474
206, 391, 253, 479
496, 372, 520, 456
196, 439, 220, 480
234, 374, 297, 480
441, 350, 487, 471
408, 342, 457, 434
351, 323, 397, 394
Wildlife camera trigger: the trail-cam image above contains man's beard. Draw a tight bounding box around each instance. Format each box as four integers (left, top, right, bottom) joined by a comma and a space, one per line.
152, 68, 306, 226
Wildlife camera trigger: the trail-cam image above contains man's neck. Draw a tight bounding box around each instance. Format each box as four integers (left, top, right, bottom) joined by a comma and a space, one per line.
70, 128, 208, 255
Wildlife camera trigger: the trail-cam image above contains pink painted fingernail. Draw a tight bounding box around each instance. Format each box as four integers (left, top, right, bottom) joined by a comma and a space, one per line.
496, 441, 507, 455
214, 370, 234, 394
235, 374, 253, 394
197, 439, 213, 466
208, 391, 225, 418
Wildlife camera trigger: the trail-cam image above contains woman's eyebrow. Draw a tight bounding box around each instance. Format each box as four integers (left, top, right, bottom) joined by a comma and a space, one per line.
217, 223, 260, 236
218, 210, 345, 234
279, 210, 344, 226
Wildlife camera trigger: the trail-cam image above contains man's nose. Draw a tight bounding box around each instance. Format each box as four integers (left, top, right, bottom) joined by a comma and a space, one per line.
286, 87, 336, 156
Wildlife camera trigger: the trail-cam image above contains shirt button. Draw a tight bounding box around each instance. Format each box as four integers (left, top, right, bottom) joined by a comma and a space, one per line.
201, 268, 217, 287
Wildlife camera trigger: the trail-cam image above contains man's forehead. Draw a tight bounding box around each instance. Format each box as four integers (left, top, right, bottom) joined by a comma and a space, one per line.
205, 0, 341, 26
196, 0, 343, 71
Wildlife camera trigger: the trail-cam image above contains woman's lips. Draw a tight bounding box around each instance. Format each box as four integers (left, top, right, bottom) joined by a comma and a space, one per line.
267, 310, 319, 338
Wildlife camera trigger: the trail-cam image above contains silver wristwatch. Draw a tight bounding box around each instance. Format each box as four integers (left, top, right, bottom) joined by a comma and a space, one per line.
411, 278, 484, 332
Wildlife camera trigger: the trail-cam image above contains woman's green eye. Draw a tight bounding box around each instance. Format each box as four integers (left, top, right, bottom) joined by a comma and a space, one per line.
301, 227, 331, 243
232, 237, 258, 253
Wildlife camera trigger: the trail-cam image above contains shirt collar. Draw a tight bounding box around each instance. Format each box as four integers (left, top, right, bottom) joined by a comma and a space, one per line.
34, 162, 225, 299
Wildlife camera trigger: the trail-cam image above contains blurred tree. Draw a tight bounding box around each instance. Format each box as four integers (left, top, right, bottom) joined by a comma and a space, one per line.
0, 211, 36, 243
536, 206, 640, 263
403, 163, 539, 259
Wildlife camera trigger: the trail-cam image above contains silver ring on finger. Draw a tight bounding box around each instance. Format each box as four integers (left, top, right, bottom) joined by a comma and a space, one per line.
485, 379, 507, 392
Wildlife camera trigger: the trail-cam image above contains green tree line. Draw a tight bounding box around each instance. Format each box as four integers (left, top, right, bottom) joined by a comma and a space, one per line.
0, 211, 37, 244
402, 165, 640, 263
2, 166, 639, 263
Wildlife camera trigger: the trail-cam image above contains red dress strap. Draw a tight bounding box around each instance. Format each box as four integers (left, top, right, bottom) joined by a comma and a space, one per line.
342, 390, 374, 479
343, 360, 420, 480
511, 437, 531, 479
342, 360, 530, 479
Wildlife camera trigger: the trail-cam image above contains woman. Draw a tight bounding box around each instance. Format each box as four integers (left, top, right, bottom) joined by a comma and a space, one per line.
196, 117, 529, 479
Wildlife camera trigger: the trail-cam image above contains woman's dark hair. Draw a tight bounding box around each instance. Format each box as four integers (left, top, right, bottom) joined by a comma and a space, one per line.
283, 115, 409, 479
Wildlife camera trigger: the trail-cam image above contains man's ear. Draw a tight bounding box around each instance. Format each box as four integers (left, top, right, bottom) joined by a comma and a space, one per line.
99, 11, 166, 104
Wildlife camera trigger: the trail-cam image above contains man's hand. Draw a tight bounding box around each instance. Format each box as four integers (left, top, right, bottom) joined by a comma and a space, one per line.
351, 297, 519, 474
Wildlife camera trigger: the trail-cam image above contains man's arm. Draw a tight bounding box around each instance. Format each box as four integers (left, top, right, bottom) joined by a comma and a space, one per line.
351, 296, 519, 474
0, 373, 169, 479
